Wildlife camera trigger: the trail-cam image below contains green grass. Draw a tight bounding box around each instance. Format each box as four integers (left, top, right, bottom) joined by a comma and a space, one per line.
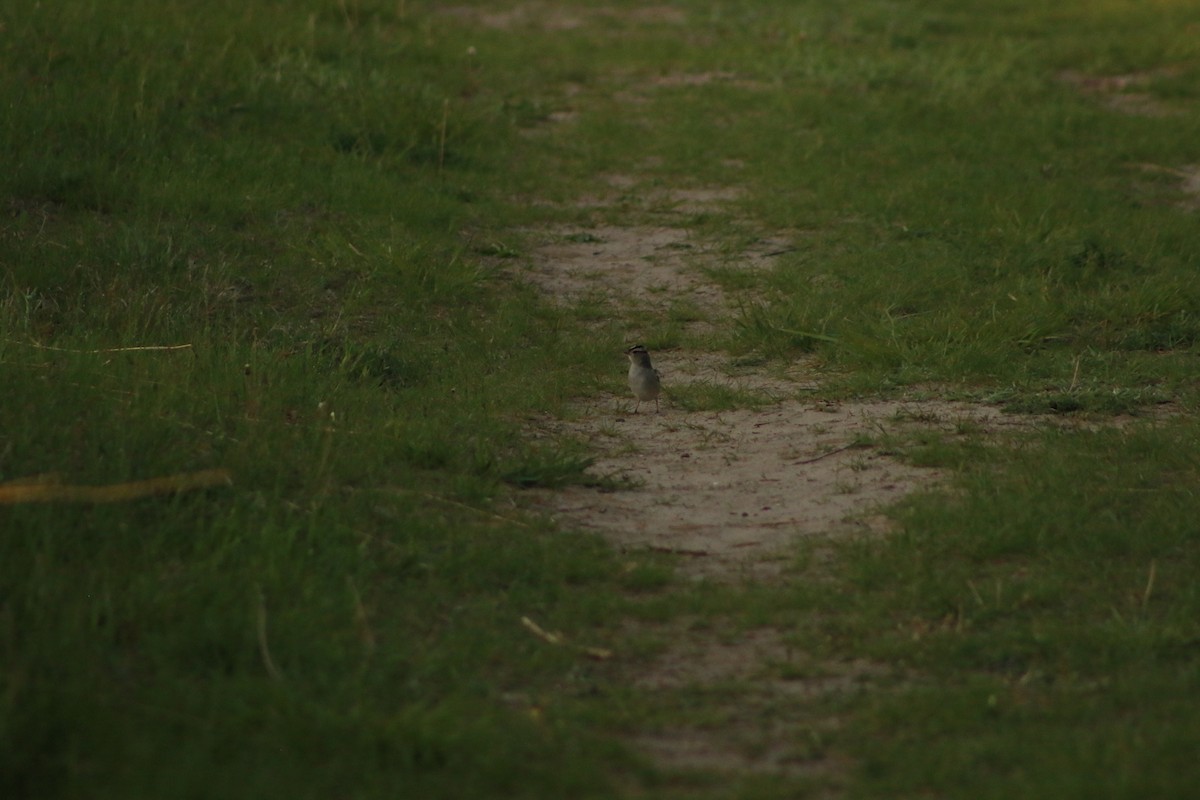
825, 423, 1200, 798
1, 2, 634, 797
4, 0, 1200, 798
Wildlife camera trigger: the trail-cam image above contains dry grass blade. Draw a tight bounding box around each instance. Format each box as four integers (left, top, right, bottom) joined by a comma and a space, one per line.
4, 339, 193, 354
256, 588, 284, 682
520, 616, 613, 660
348, 577, 377, 656
521, 615, 564, 644
0, 468, 232, 504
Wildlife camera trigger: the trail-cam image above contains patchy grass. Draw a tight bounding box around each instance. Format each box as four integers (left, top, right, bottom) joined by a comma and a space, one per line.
4, 1, 1200, 798
823, 421, 1200, 798
668, 382, 776, 413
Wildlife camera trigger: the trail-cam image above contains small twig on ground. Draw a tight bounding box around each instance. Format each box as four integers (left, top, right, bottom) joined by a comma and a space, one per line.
520, 616, 613, 660
521, 616, 564, 645
794, 443, 858, 465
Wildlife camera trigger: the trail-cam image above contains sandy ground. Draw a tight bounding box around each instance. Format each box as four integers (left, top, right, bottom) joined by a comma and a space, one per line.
528, 396, 1030, 581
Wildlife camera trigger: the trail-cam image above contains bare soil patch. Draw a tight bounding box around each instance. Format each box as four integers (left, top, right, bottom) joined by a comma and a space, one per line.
624, 625, 882, 781
1057, 67, 1185, 117
513, 185, 1018, 584
507, 141, 1024, 783
1131, 162, 1200, 212
529, 396, 1025, 581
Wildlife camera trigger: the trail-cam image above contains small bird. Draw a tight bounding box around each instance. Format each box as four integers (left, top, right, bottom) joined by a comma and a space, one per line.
625, 344, 661, 413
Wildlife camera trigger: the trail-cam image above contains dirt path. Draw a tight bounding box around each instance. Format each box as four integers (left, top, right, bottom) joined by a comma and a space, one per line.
507, 183, 1029, 783
531, 396, 1023, 581
437, 3, 1183, 787
461, 4, 1025, 783
514, 185, 1026, 580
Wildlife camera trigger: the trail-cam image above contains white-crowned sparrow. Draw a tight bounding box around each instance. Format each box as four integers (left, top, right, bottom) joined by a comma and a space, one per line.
624, 344, 661, 413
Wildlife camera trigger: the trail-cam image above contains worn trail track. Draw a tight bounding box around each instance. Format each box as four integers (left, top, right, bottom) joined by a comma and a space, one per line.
452, 3, 1036, 782
510, 194, 1023, 782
